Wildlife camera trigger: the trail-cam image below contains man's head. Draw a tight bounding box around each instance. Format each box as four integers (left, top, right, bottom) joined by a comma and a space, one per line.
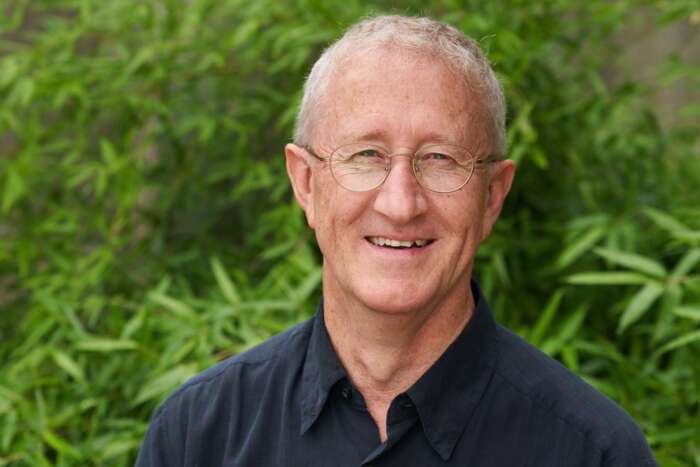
294, 15, 507, 158
286, 15, 515, 316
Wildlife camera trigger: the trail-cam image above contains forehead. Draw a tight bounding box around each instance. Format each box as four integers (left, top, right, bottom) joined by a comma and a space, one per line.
317, 47, 491, 152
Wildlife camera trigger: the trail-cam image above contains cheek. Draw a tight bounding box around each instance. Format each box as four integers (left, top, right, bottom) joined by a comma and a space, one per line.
308, 171, 335, 227
440, 189, 488, 242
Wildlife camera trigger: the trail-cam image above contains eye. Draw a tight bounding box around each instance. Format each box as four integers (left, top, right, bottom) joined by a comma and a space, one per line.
425, 152, 450, 161
355, 149, 382, 158
420, 152, 457, 164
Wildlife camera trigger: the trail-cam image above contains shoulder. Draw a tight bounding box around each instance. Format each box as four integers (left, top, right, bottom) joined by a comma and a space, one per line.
493, 325, 656, 465
153, 317, 312, 423
135, 319, 314, 466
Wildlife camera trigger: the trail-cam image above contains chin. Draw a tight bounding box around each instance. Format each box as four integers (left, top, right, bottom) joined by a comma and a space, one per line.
357, 284, 433, 316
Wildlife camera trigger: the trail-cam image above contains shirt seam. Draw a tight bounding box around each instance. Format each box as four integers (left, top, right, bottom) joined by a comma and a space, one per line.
159, 409, 176, 467
490, 329, 612, 461
152, 355, 280, 417
170, 321, 311, 404
492, 366, 608, 456
152, 322, 313, 427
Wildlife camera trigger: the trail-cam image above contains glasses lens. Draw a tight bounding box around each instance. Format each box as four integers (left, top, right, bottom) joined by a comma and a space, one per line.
415, 145, 474, 192
331, 145, 388, 191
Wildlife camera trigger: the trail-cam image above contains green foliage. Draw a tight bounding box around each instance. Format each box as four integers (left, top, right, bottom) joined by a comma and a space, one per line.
1, 0, 698, 465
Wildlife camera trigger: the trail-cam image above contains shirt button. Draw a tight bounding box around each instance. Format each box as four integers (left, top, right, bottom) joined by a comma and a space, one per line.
341, 387, 352, 400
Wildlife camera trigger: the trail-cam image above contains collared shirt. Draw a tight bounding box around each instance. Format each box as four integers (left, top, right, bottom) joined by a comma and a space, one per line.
135, 283, 657, 466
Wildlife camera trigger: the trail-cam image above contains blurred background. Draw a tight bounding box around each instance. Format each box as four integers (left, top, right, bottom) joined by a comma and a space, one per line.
1, 0, 699, 465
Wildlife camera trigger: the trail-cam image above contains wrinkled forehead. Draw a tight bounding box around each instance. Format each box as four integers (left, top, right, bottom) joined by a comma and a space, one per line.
315, 46, 493, 153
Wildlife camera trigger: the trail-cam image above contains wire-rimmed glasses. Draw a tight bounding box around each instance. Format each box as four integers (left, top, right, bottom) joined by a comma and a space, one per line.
305, 143, 499, 193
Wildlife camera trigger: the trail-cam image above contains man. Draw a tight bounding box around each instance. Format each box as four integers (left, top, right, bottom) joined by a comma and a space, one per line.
136, 15, 657, 466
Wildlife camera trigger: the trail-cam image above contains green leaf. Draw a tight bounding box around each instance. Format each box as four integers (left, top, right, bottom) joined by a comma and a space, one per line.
51, 350, 86, 384
75, 338, 139, 352
0, 56, 20, 89
11, 78, 34, 107
100, 138, 118, 165
541, 306, 586, 356
1, 409, 17, 453
672, 305, 700, 321
671, 248, 700, 277
121, 310, 146, 339
529, 289, 565, 346
618, 282, 665, 333
133, 364, 198, 406
565, 272, 650, 285
643, 207, 691, 236
42, 430, 81, 459
290, 267, 322, 305
556, 225, 605, 269
2, 165, 26, 214
656, 330, 700, 356
593, 247, 667, 278
211, 257, 241, 305
148, 292, 199, 321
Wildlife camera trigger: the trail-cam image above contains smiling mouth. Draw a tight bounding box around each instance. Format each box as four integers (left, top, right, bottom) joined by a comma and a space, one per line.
366, 236, 435, 249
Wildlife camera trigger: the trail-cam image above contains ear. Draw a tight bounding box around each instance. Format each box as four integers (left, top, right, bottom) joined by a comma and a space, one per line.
285, 143, 317, 229
480, 159, 516, 241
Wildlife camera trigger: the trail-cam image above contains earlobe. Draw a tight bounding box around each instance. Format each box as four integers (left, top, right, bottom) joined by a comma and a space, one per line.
480, 160, 516, 241
285, 143, 316, 229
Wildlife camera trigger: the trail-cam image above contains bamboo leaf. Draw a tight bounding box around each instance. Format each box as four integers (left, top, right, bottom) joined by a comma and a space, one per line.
148, 292, 199, 321
643, 207, 691, 236
556, 225, 605, 269
290, 267, 322, 305
1, 409, 17, 453
42, 430, 81, 459
75, 338, 138, 352
671, 248, 700, 277
618, 282, 665, 333
656, 330, 700, 356
211, 257, 241, 305
2, 166, 26, 214
565, 272, 650, 285
672, 305, 700, 321
541, 307, 586, 356
594, 247, 667, 278
530, 289, 565, 346
133, 364, 198, 406
51, 350, 85, 384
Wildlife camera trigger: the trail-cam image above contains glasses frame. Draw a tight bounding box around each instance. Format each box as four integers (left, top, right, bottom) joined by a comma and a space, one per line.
304, 143, 501, 193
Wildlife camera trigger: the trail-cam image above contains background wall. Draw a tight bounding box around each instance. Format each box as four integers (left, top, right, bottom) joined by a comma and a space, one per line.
1, 1, 699, 466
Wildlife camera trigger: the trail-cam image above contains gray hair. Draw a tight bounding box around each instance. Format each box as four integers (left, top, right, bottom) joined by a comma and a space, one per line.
293, 15, 507, 157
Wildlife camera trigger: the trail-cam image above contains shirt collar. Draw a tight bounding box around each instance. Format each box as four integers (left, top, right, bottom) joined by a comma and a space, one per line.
299, 298, 346, 435
299, 282, 500, 461
406, 280, 499, 460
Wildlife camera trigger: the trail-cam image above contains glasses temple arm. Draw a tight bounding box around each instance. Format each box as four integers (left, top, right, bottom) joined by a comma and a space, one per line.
302, 146, 330, 162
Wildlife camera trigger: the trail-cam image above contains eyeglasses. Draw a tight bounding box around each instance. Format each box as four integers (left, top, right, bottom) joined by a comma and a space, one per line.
305, 143, 500, 193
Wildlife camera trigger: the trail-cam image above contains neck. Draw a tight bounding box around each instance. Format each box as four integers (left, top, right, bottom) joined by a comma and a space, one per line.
323, 281, 474, 441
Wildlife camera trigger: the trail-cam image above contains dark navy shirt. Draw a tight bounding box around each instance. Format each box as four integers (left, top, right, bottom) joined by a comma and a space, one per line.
135, 284, 657, 466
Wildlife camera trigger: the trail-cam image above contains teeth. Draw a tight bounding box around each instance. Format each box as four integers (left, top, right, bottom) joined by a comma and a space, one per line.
368, 237, 430, 248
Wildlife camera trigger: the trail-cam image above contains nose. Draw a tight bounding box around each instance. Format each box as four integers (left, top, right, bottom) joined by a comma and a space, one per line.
372, 155, 428, 224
